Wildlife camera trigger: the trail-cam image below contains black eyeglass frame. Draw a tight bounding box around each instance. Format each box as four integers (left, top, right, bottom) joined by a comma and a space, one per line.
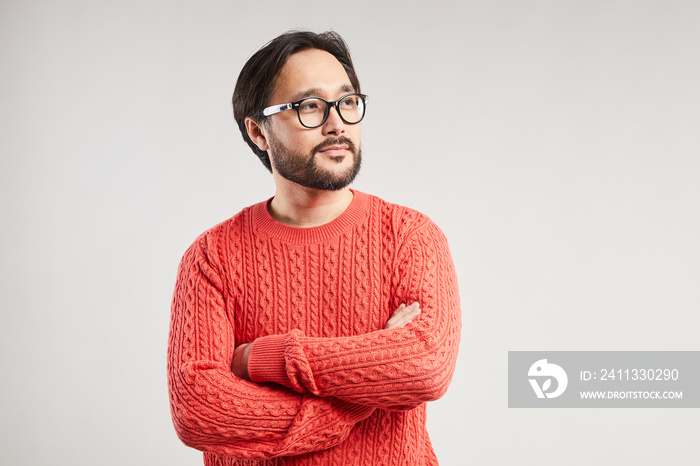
262, 93, 369, 129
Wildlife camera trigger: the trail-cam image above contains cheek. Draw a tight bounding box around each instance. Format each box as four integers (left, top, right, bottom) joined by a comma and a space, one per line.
291, 131, 322, 152
349, 121, 362, 137
266, 123, 301, 151
269, 130, 317, 156
347, 125, 362, 147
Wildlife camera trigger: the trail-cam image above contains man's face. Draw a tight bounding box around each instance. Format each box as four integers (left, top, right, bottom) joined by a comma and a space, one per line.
262, 49, 362, 191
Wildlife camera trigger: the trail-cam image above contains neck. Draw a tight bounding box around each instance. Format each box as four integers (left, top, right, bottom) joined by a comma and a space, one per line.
269, 180, 354, 228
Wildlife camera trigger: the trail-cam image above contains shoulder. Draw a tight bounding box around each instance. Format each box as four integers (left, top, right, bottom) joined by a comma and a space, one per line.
364, 192, 446, 243
179, 201, 261, 265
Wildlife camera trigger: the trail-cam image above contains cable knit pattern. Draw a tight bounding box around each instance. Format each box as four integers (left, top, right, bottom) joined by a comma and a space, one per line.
168, 190, 461, 465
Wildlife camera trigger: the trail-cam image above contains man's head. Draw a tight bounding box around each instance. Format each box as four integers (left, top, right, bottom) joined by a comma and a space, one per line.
232, 31, 364, 190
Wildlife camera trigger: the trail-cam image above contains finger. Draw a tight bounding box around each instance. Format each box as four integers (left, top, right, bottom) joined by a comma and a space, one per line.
388, 309, 420, 329
385, 304, 408, 329
394, 302, 418, 315
385, 304, 407, 324
385, 303, 421, 329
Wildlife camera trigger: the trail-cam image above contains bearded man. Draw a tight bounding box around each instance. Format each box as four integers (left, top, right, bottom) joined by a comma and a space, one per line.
168, 30, 461, 466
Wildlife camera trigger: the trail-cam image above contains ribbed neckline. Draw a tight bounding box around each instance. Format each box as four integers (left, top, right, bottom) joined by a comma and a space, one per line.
251, 189, 369, 243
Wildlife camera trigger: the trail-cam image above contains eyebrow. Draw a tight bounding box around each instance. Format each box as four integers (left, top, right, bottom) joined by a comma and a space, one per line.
291, 84, 355, 102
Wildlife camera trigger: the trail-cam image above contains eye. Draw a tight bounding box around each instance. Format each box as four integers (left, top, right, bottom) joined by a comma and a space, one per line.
339, 96, 358, 109
299, 99, 322, 112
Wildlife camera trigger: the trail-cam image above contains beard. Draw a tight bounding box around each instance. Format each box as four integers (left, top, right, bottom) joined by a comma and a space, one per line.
268, 135, 362, 191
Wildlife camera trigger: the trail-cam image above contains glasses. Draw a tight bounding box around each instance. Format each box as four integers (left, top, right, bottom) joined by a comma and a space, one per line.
262, 93, 368, 128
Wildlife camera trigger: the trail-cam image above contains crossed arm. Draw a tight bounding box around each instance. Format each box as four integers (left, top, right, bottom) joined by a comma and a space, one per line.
231, 302, 422, 380
168, 220, 460, 458
228, 220, 460, 410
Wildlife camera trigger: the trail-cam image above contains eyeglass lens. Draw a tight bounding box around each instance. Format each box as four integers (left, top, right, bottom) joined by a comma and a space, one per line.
298, 94, 365, 128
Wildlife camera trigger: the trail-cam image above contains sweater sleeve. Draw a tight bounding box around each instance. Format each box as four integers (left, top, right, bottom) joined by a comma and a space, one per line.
247, 219, 462, 410
167, 234, 375, 459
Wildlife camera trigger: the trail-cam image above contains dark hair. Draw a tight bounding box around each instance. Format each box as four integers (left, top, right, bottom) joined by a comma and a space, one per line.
232, 30, 361, 172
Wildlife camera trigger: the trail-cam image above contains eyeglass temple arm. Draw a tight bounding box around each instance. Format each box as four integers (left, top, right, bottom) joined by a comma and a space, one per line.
263, 103, 293, 117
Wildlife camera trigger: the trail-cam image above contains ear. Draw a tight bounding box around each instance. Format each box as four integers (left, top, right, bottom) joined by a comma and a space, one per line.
245, 117, 270, 152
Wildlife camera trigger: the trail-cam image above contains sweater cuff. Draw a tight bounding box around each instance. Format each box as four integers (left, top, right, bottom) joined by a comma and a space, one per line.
248, 334, 291, 386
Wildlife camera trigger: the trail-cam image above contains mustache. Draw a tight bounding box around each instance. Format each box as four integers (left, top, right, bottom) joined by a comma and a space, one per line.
312, 136, 358, 156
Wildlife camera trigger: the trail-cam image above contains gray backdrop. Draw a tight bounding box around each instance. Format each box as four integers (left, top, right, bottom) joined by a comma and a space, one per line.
1, 1, 698, 465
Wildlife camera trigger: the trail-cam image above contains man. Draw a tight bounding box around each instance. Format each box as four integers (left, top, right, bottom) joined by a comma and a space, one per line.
168, 30, 461, 465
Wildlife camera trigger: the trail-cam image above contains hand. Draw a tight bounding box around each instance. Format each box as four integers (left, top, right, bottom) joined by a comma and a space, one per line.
231, 342, 252, 380
384, 302, 421, 330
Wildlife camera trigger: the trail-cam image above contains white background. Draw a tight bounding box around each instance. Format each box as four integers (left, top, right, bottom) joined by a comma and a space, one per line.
1, 1, 698, 465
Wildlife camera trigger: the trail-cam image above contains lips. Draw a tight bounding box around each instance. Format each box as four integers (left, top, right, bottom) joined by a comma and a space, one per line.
312, 137, 356, 157
318, 144, 349, 156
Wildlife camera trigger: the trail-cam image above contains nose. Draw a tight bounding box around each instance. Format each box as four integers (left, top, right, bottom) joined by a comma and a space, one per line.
321, 105, 345, 136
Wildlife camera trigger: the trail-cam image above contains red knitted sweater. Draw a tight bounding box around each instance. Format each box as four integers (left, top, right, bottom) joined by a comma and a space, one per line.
168, 190, 461, 465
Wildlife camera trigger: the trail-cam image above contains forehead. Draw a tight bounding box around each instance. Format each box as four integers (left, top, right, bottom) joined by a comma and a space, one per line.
272, 48, 352, 101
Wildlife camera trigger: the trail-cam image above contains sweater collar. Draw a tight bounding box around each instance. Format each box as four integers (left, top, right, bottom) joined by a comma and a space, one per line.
251, 189, 369, 243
